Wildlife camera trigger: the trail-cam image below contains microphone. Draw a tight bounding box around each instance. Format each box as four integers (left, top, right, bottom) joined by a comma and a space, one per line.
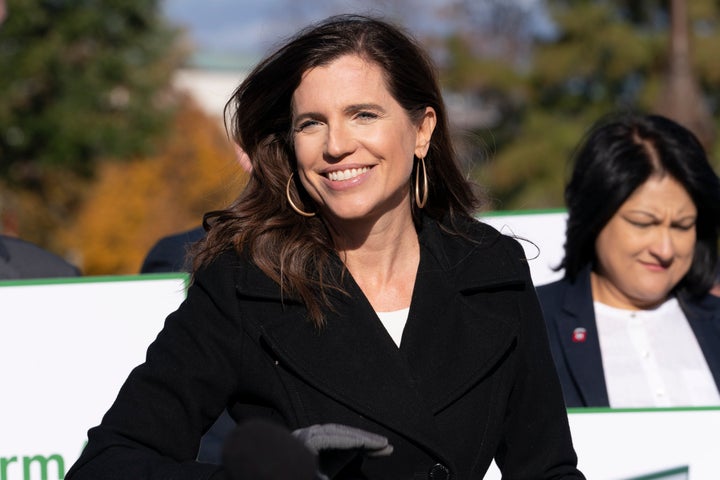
222, 419, 318, 480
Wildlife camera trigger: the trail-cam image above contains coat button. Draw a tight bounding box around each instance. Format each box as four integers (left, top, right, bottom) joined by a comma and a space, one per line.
428, 463, 451, 480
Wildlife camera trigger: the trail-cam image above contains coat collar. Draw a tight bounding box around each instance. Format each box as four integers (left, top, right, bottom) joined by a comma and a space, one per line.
235, 216, 525, 460
415, 214, 527, 290
235, 215, 525, 300
553, 266, 610, 407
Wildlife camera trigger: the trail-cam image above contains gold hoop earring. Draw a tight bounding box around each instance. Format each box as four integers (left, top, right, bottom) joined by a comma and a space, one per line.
414, 156, 428, 209
286, 172, 316, 217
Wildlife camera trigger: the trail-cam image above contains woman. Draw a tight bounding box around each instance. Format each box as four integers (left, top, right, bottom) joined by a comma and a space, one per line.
66, 15, 583, 479
538, 113, 720, 409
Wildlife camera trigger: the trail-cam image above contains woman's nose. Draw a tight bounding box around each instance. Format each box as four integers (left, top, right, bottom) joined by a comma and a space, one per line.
324, 123, 356, 159
648, 228, 674, 264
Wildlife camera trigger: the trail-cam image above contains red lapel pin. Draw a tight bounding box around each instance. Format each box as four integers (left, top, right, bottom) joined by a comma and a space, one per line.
572, 327, 587, 343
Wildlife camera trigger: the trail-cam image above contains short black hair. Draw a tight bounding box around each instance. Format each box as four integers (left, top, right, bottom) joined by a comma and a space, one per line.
560, 113, 720, 296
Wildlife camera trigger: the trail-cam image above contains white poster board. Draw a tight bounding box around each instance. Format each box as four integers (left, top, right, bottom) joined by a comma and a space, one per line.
480, 209, 567, 286
0, 274, 188, 480
568, 407, 719, 479
484, 407, 720, 480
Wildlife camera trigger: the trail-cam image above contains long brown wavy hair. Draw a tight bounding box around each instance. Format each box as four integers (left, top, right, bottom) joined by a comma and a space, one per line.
193, 14, 483, 326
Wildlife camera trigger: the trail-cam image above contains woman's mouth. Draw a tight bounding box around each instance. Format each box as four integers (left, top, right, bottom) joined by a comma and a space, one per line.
326, 166, 371, 182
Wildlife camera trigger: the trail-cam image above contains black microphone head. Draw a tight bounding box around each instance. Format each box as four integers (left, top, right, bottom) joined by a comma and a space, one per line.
222, 419, 318, 480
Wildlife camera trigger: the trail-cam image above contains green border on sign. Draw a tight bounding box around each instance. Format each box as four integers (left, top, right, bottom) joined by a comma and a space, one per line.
568, 405, 720, 414
479, 208, 567, 217
624, 465, 689, 480
0, 272, 190, 290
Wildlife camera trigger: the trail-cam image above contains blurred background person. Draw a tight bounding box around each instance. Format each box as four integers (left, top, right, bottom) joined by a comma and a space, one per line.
141, 225, 206, 274
538, 113, 720, 408
711, 265, 720, 297
0, 233, 80, 279
141, 145, 252, 276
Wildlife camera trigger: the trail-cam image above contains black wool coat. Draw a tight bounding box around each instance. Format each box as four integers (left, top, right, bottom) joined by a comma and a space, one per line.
66, 216, 583, 480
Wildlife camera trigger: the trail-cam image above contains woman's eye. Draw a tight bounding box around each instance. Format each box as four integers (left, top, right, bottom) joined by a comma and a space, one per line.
628, 220, 653, 228
672, 222, 696, 231
295, 120, 320, 132
356, 111, 379, 121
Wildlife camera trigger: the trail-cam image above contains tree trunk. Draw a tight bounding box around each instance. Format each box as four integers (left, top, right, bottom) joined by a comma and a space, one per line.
654, 0, 715, 151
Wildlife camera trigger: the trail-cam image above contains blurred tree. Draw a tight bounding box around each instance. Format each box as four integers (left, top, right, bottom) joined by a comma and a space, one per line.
0, 0, 185, 253
0, 0, 183, 179
63, 97, 247, 275
471, 0, 720, 210
435, 1, 541, 183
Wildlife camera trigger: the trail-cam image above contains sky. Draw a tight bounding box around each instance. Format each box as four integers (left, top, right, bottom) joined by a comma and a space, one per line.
161, 0, 553, 61
162, 0, 397, 59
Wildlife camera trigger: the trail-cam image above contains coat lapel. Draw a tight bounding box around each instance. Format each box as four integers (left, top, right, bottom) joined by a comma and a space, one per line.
235, 257, 451, 461
681, 293, 720, 391
553, 268, 609, 406
400, 220, 522, 413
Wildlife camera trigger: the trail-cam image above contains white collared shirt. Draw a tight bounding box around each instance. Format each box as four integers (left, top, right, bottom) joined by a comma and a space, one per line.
595, 297, 720, 407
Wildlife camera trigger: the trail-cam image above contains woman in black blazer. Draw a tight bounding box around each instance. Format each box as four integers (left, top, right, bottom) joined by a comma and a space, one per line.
538, 113, 720, 408
66, 15, 583, 480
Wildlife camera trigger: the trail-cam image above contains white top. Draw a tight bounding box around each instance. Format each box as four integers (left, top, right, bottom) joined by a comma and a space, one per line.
376, 307, 409, 347
594, 297, 720, 408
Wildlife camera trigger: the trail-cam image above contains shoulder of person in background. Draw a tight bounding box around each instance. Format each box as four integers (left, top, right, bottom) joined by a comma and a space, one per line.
140, 226, 206, 274
711, 267, 720, 298
139, 144, 247, 276
0, 234, 81, 280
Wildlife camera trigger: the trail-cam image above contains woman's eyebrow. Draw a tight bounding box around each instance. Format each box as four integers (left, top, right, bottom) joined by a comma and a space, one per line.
344, 103, 385, 114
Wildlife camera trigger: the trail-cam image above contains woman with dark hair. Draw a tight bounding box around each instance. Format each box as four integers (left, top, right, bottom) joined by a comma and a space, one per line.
66, 15, 583, 479
538, 113, 720, 408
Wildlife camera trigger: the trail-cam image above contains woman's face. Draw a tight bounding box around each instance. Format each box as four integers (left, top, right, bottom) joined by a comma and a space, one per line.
592, 175, 697, 309
291, 54, 435, 227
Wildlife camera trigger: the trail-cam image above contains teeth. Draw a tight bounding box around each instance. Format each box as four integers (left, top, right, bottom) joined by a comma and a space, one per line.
327, 167, 370, 181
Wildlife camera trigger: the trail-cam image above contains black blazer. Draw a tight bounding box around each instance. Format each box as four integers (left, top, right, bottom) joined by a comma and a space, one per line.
537, 266, 720, 408
67, 217, 583, 480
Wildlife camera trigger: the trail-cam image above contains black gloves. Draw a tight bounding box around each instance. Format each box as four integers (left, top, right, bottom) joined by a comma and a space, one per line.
221, 420, 393, 480
293, 423, 394, 479
293, 423, 394, 456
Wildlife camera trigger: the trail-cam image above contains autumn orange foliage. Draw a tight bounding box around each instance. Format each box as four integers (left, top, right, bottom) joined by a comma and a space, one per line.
64, 97, 247, 275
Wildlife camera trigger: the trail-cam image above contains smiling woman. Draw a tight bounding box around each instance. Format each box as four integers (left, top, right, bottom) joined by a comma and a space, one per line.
538, 113, 720, 409
290, 55, 436, 263
65, 15, 584, 480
